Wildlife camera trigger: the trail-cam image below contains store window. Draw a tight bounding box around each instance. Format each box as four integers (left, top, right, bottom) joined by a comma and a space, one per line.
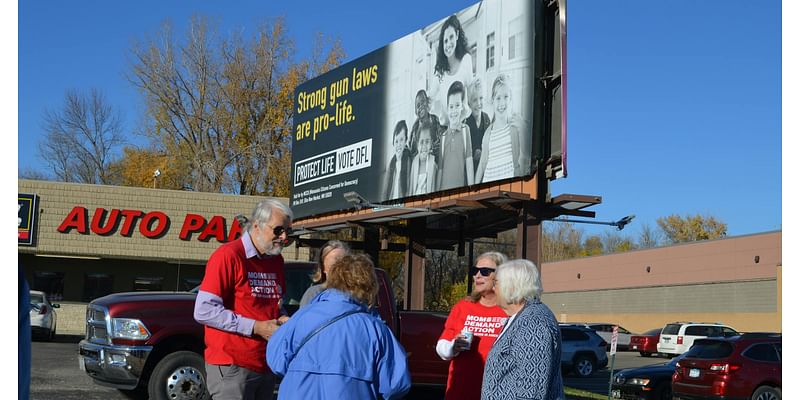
83, 273, 114, 302
32, 271, 65, 302
133, 276, 164, 292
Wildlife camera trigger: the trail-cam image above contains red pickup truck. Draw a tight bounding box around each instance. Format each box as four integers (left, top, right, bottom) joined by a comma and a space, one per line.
78, 262, 449, 399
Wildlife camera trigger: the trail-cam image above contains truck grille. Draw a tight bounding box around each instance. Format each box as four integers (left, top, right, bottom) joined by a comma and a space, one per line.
86, 304, 111, 344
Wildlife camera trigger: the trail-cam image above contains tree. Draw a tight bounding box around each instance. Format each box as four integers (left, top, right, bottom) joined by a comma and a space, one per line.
542, 222, 585, 262
38, 88, 126, 184
19, 168, 51, 181
108, 146, 187, 190
128, 16, 344, 195
637, 222, 663, 248
656, 213, 727, 244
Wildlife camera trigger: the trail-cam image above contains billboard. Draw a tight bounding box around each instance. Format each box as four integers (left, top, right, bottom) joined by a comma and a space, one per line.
19, 193, 39, 246
291, 0, 558, 219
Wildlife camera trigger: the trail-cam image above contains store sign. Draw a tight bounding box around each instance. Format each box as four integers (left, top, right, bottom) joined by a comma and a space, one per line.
57, 206, 244, 243
18, 193, 39, 246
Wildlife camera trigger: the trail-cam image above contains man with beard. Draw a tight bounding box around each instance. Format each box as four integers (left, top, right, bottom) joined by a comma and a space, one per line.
194, 199, 293, 400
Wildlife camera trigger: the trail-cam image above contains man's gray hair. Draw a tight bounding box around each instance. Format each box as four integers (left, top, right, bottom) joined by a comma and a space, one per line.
476, 251, 508, 267
247, 199, 293, 231
495, 259, 543, 304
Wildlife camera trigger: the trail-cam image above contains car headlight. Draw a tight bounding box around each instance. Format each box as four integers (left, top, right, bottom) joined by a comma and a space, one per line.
111, 318, 151, 340
627, 378, 650, 386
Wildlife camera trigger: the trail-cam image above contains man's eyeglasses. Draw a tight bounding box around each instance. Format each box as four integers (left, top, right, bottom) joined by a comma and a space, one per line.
470, 266, 496, 277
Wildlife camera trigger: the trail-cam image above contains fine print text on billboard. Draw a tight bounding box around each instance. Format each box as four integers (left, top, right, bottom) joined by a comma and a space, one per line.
291, 0, 538, 219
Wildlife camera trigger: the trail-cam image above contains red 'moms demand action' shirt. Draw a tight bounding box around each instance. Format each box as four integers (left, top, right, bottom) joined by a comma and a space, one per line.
439, 299, 508, 400
200, 239, 285, 373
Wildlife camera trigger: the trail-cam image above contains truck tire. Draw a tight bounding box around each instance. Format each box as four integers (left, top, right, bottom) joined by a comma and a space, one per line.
147, 351, 210, 400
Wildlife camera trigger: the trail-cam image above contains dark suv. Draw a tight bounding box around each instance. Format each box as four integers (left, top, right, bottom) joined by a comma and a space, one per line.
559, 324, 609, 377
672, 333, 781, 400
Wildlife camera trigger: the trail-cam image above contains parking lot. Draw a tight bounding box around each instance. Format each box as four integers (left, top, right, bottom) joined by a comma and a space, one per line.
30, 334, 665, 399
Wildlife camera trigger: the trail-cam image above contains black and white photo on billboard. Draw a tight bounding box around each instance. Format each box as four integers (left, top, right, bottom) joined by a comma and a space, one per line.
381, 0, 533, 200
289, 0, 543, 219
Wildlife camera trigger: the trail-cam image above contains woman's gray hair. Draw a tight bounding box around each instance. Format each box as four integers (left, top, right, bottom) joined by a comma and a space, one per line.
476, 251, 508, 267
247, 199, 293, 232
495, 259, 543, 304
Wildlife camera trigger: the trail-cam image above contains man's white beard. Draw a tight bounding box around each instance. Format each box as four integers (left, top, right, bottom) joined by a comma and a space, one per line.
265, 242, 284, 256
255, 234, 284, 256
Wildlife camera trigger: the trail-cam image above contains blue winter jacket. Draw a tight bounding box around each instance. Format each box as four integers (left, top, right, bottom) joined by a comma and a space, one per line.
267, 289, 411, 400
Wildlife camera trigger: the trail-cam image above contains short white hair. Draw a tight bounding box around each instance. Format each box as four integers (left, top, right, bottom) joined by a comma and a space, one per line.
495, 259, 542, 304
247, 199, 293, 232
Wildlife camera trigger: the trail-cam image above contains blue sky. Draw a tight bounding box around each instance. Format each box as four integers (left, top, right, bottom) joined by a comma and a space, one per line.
18, 0, 782, 238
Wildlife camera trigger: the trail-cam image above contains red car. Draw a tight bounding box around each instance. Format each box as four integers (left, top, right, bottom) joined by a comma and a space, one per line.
630, 328, 661, 357
672, 333, 781, 400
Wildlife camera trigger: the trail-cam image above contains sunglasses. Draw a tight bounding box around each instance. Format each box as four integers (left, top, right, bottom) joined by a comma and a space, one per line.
470, 266, 496, 277
269, 225, 293, 237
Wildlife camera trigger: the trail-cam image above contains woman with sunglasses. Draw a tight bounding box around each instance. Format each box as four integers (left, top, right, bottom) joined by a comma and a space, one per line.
299, 240, 350, 307
435, 251, 509, 400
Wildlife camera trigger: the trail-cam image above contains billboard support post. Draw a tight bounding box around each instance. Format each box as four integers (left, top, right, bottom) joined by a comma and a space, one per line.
405, 218, 427, 310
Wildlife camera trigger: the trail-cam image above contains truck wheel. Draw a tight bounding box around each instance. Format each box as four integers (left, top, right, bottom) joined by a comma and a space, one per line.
147, 351, 210, 400
639, 351, 651, 357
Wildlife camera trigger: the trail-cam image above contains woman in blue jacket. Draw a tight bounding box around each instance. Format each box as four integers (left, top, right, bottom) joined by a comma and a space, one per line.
267, 253, 411, 400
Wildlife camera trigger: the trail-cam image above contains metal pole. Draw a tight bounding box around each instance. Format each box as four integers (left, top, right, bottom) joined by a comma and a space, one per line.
607, 353, 616, 400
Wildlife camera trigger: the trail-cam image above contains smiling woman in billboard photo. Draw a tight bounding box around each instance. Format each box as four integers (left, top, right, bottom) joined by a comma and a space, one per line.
382, 120, 412, 200
431, 14, 474, 127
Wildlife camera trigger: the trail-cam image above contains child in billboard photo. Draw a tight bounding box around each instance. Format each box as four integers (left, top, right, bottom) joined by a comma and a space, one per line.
476, 74, 527, 184
466, 78, 490, 171
409, 122, 438, 195
382, 120, 412, 200
432, 14, 473, 126
438, 81, 474, 191
409, 89, 441, 159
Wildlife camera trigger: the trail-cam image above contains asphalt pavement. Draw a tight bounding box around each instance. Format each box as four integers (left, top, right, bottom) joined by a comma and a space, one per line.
29, 335, 665, 399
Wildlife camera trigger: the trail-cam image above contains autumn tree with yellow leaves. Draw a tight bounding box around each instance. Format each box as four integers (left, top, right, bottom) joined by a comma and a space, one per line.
125, 16, 344, 195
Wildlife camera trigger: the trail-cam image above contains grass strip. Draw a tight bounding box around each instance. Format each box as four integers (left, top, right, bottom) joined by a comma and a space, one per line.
564, 386, 608, 400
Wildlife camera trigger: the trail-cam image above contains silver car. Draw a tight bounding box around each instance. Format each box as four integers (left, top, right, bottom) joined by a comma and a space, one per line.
559, 324, 609, 377
29, 290, 59, 340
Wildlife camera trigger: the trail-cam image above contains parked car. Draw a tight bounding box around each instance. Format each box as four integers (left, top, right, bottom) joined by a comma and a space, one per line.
657, 322, 738, 357
588, 323, 635, 351
29, 290, 59, 341
559, 324, 609, 377
630, 328, 662, 357
672, 333, 781, 400
79, 262, 449, 399
611, 353, 686, 400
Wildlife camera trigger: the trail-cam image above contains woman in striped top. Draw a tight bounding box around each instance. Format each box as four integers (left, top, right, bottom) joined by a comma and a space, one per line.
476, 74, 524, 184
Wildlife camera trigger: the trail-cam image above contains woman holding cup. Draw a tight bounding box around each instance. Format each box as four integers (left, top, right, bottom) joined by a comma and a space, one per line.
436, 251, 509, 400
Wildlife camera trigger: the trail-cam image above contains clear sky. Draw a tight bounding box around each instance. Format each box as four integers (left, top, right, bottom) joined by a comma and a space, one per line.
17, 0, 782, 239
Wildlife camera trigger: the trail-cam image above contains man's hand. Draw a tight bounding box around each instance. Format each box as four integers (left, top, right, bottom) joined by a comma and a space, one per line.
252, 319, 281, 340
277, 315, 290, 325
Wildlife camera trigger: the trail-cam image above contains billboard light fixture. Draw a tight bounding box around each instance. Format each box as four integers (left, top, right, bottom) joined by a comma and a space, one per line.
343, 191, 453, 215
549, 214, 636, 231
